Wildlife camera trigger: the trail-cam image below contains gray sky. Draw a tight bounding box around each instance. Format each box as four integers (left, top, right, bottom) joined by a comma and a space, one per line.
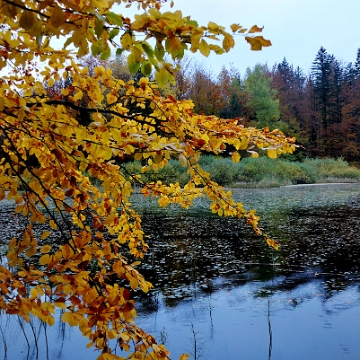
165, 0, 360, 76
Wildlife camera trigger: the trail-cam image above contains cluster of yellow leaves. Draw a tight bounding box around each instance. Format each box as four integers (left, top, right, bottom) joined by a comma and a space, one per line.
0, 0, 270, 86
0, 65, 295, 358
0, 0, 294, 359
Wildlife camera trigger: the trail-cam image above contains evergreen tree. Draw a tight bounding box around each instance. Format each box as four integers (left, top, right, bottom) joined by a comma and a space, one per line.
244, 64, 280, 129
293, 66, 306, 95
311, 47, 333, 130
277, 58, 294, 93
330, 59, 343, 125
354, 48, 360, 78
343, 62, 356, 85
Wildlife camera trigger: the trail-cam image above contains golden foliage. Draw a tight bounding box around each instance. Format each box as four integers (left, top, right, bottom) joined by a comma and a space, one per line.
0, 0, 295, 359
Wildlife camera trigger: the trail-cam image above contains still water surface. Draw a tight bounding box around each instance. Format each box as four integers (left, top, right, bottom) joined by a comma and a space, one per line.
1, 183, 360, 360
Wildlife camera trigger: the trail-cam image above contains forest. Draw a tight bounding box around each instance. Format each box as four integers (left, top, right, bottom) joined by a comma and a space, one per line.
174, 46, 360, 163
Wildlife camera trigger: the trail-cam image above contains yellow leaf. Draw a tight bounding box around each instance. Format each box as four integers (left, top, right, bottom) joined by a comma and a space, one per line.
91, 0, 109, 10
104, 214, 117, 226
207, 21, 219, 31
8, 238, 17, 250
54, 300, 67, 309
106, 92, 118, 105
233, 138, 249, 151
248, 25, 263, 34
190, 27, 204, 52
49, 220, 58, 229
199, 39, 210, 57
256, 36, 272, 47
158, 196, 168, 207
245, 36, 271, 51
75, 127, 87, 143
231, 152, 241, 163
47, 77, 55, 87
180, 355, 190, 360
40, 244, 52, 253
134, 152, 143, 161
266, 149, 278, 159
40, 231, 51, 240
26, 241, 37, 257
245, 37, 261, 51
105, 147, 114, 160
130, 277, 138, 290
73, 90, 83, 101
121, 32, 133, 50
46, 315, 55, 326
222, 34, 235, 52
61, 88, 70, 96
140, 280, 151, 293
61, 312, 78, 326
169, 36, 182, 52
39, 254, 51, 265
265, 237, 279, 250
30, 288, 38, 299
230, 24, 242, 32
15, 205, 23, 213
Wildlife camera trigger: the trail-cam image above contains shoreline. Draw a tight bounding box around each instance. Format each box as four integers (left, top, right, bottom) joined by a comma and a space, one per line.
281, 182, 360, 188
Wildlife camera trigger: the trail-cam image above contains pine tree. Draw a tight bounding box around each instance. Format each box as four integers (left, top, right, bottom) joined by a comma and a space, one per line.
277, 58, 294, 93
330, 60, 343, 125
354, 48, 360, 78
244, 64, 280, 129
311, 47, 333, 131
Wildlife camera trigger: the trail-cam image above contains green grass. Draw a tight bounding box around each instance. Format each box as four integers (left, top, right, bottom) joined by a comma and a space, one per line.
123, 156, 360, 188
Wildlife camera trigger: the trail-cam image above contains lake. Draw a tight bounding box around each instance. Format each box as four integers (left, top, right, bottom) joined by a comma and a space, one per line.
1, 183, 360, 359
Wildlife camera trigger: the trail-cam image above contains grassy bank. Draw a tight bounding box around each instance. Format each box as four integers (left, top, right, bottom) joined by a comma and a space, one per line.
124, 156, 360, 188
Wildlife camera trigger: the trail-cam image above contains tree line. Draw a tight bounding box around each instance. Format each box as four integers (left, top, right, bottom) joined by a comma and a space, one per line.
161, 47, 360, 163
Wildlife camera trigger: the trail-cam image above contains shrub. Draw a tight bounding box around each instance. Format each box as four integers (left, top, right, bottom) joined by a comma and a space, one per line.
124, 156, 360, 188
200, 156, 238, 186
302, 158, 360, 181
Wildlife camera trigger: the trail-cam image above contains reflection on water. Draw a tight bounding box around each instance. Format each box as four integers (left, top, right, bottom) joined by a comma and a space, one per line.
2, 277, 360, 360
136, 278, 360, 360
1, 184, 360, 359
134, 183, 360, 360
0, 310, 91, 360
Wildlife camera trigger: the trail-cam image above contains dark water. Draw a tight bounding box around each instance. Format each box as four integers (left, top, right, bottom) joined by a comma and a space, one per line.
136, 279, 360, 360
1, 183, 360, 359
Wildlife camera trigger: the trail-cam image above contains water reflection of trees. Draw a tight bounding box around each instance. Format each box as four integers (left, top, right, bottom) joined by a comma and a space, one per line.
2, 210, 360, 358
140, 200, 360, 297
0, 310, 67, 360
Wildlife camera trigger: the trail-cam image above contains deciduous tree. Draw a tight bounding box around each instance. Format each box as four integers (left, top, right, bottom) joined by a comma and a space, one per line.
0, 0, 295, 359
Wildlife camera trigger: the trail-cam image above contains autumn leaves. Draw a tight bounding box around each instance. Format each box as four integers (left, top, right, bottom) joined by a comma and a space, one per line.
0, 0, 296, 358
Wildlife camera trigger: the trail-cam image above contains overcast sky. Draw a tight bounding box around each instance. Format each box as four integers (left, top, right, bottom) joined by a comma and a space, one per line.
162, 0, 360, 76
